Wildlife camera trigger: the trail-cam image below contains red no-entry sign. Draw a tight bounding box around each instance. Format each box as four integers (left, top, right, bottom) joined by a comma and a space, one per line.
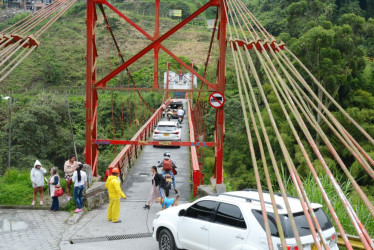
209, 92, 225, 108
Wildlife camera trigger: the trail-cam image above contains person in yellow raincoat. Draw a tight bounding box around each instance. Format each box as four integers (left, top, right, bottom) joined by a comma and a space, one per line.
105, 168, 126, 223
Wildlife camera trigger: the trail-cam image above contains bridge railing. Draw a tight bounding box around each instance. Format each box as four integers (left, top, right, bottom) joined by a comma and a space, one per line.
107, 100, 170, 180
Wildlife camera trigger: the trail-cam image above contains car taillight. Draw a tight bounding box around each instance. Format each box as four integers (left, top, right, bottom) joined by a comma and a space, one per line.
278, 244, 297, 250
173, 131, 179, 134
329, 233, 338, 246
284, 245, 298, 250
154, 131, 160, 134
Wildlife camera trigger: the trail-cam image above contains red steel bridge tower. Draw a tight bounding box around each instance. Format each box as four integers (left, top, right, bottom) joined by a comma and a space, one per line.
85, 0, 227, 185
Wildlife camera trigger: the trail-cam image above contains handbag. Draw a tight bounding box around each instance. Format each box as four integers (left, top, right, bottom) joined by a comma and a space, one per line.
54, 185, 64, 197
172, 167, 177, 175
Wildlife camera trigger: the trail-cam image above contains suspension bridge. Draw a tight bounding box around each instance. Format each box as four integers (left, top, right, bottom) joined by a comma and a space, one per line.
0, 0, 373, 249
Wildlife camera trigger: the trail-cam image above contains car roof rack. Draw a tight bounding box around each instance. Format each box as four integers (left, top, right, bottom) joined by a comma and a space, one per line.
242, 188, 299, 199
211, 193, 283, 209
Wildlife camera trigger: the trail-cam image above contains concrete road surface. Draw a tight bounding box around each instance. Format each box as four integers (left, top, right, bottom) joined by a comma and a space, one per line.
60, 99, 191, 250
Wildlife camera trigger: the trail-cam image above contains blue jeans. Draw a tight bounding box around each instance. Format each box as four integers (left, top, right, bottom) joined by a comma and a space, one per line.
74, 185, 84, 209
51, 196, 59, 211
162, 170, 176, 189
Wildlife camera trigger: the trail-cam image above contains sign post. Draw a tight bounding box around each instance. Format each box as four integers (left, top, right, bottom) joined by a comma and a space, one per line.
169, 9, 182, 17
209, 92, 225, 109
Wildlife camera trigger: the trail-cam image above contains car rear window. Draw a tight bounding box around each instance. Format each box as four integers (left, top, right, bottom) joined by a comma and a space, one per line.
252, 208, 333, 238
156, 125, 177, 131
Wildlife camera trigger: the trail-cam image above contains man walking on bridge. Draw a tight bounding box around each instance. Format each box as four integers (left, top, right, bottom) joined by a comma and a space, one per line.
105, 168, 126, 223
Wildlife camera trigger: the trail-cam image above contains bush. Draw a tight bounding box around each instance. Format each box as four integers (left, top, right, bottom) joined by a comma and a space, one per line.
0, 169, 35, 205
0, 168, 68, 206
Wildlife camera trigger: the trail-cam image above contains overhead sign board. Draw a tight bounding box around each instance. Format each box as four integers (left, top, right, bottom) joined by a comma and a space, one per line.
169, 9, 182, 17
209, 92, 225, 108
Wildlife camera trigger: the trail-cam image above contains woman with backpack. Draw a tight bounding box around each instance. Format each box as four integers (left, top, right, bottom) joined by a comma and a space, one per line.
48, 167, 60, 212
143, 166, 165, 209
72, 164, 87, 213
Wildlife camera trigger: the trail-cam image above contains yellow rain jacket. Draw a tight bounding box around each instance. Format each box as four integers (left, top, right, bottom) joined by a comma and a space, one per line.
105, 175, 126, 200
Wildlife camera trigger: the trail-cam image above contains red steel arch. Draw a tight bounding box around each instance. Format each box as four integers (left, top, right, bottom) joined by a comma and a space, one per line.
85, 0, 227, 185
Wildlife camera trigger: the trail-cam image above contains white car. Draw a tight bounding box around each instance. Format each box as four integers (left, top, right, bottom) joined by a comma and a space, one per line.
152, 190, 339, 250
153, 121, 181, 144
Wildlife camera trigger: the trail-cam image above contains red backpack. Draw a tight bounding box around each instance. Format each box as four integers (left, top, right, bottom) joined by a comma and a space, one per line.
163, 159, 172, 171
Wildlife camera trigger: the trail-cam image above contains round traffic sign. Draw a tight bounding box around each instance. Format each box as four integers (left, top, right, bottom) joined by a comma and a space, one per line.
209, 92, 225, 108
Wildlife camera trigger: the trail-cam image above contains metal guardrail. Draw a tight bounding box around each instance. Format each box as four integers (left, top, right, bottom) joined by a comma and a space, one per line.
107, 99, 170, 179
337, 233, 374, 249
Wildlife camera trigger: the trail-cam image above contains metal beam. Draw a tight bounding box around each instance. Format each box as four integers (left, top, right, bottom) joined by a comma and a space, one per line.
95, 86, 214, 92
94, 0, 215, 88
93, 139, 216, 147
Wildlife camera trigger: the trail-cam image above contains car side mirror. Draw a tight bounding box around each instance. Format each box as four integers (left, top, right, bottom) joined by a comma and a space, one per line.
178, 209, 186, 217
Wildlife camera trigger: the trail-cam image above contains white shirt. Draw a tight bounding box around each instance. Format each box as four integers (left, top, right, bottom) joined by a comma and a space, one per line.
177, 109, 184, 116
72, 170, 87, 187
30, 167, 47, 187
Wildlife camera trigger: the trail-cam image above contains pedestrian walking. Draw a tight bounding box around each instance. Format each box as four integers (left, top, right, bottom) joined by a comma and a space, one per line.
49, 167, 60, 212
64, 154, 81, 201
143, 166, 165, 209
72, 164, 87, 213
30, 160, 46, 206
105, 168, 126, 223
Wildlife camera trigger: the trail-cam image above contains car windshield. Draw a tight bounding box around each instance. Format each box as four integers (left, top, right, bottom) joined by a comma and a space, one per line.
169, 103, 183, 109
157, 125, 177, 132
252, 208, 333, 238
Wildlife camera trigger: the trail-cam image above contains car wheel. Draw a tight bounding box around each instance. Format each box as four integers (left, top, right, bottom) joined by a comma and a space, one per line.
158, 229, 176, 250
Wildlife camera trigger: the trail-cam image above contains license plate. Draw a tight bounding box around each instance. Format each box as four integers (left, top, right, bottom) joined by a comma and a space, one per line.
311, 244, 317, 250
164, 133, 169, 136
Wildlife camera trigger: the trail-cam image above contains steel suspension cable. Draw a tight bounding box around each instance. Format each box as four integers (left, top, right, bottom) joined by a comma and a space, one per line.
245, 0, 371, 244
227, 0, 329, 248
276, 48, 374, 168
232, 46, 288, 250
0, 0, 65, 55
226, 0, 374, 248
247, 37, 332, 248
265, 61, 354, 249
285, 48, 374, 146
268, 59, 368, 248
260, 47, 354, 249
224, 1, 291, 248
268, 48, 374, 221
270, 54, 374, 247
0, 0, 76, 83
226, 1, 318, 248
275, 52, 374, 176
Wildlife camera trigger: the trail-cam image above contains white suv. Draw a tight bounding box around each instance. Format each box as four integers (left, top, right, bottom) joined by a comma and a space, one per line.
152, 190, 339, 250
153, 121, 181, 144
